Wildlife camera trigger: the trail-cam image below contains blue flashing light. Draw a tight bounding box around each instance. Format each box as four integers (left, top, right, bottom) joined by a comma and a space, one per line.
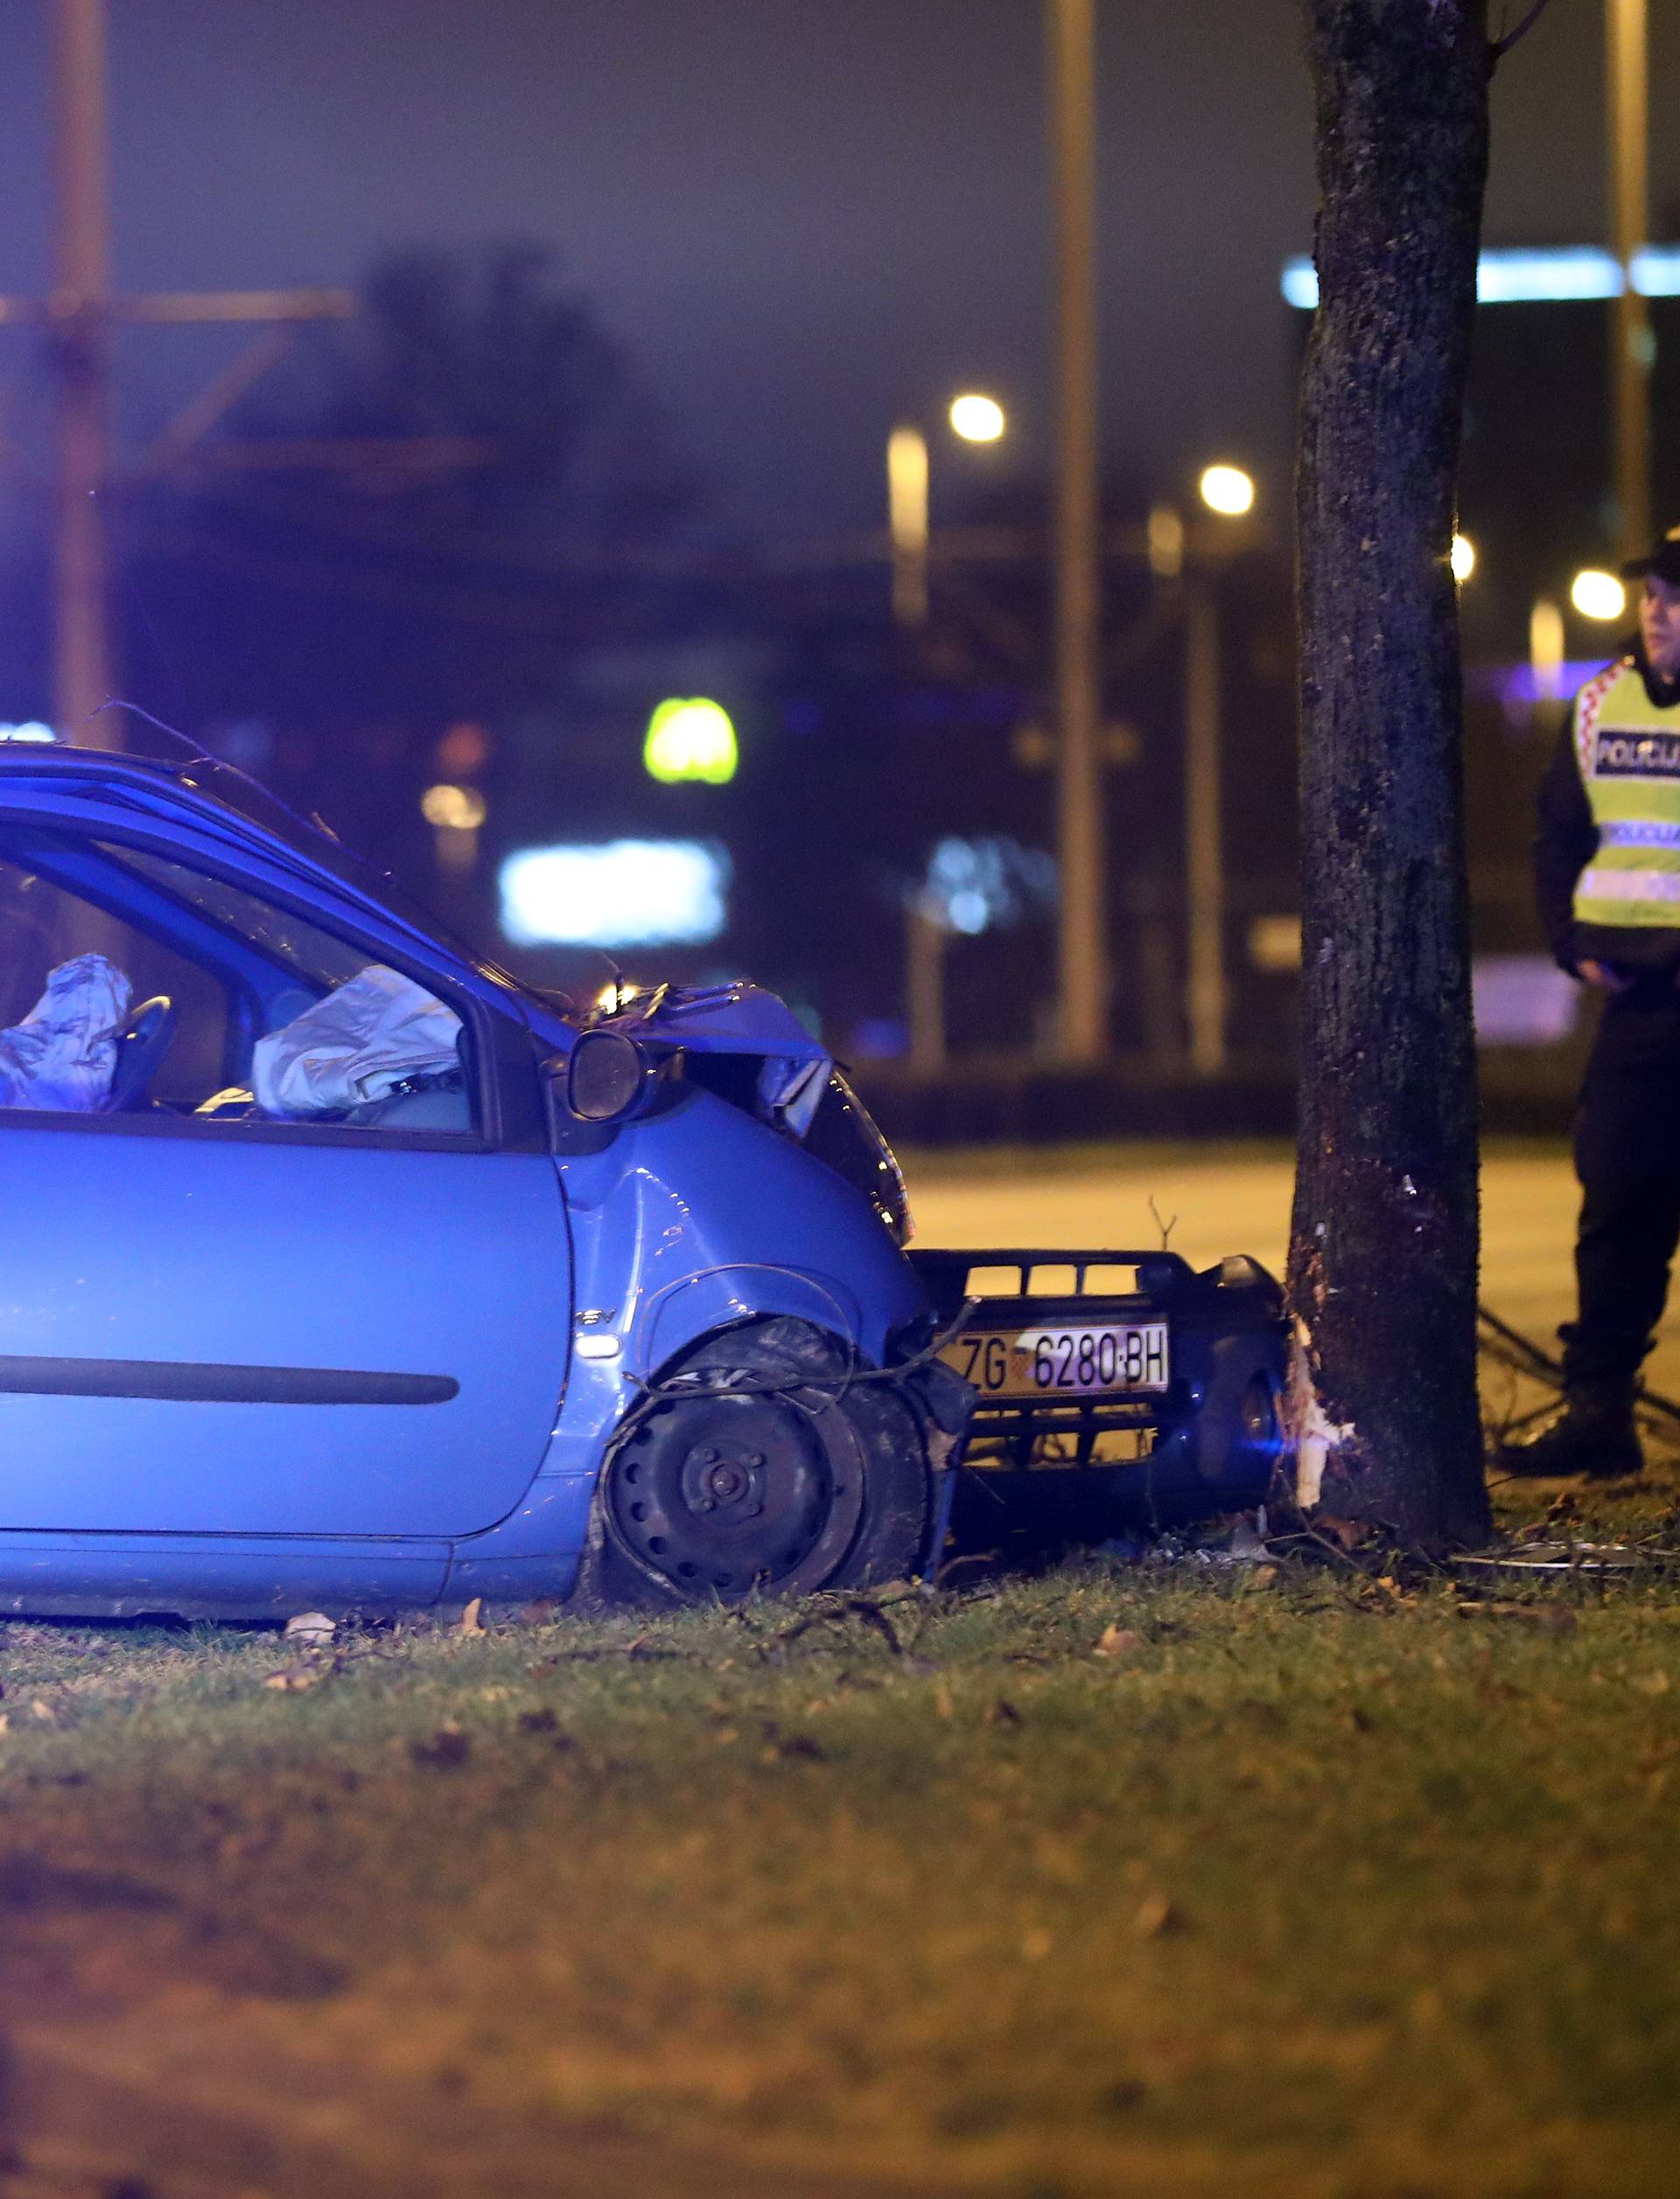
1281, 245, 1680, 311
1483, 662, 1611, 708
1280, 260, 1320, 310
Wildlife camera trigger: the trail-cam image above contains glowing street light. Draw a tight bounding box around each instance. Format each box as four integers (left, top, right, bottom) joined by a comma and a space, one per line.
421, 783, 486, 830
421, 781, 487, 876
1571, 568, 1628, 621
888, 395, 1009, 627
1198, 463, 1255, 518
948, 392, 1005, 443
1451, 533, 1476, 583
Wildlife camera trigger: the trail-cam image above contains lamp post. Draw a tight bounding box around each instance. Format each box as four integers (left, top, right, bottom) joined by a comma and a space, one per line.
49, 0, 113, 746
1158, 463, 1256, 1078
1046, 0, 1105, 1066
886, 392, 1007, 631
1607, 0, 1651, 561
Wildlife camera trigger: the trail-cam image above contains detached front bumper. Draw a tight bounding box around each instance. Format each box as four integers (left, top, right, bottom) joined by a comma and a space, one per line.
907, 1245, 1287, 1499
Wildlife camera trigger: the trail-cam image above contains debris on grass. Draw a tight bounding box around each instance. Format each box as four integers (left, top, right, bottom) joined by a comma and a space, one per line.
283, 1612, 337, 1645
1454, 1542, 1680, 1574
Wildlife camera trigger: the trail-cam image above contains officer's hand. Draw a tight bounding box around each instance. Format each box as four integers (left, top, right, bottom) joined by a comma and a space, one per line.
1578, 959, 1634, 992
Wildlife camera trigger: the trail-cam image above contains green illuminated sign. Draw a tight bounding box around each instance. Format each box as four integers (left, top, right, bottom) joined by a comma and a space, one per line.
643, 697, 738, 785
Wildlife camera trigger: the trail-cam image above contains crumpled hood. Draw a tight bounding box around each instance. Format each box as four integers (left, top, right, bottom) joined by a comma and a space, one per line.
567, 980, 829, 1062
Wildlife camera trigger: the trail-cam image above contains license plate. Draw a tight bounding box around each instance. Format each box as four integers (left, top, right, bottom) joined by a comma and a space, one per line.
941, 1322, 1170, 1400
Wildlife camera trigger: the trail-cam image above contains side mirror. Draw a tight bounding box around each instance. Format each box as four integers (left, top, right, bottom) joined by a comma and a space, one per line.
566, 1028, 648, 1123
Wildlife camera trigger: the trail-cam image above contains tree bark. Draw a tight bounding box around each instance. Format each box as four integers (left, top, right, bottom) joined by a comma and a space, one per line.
1289, 0, 1493, 1547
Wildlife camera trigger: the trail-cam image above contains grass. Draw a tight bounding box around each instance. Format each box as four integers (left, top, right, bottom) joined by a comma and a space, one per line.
0, 1474, 1676, 2195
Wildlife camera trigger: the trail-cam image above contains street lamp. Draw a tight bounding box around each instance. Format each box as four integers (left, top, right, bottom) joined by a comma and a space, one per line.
886, 395, 1007, 628
1451, 533, 1476, 583
948, 392, 1005, 444
421, 781, 486, 875
1198, 464, 1255, 519
1572, 567, 1628, 621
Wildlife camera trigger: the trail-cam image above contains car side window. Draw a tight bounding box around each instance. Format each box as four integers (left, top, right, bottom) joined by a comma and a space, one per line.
0, 857, 229, 1107
94, 843, 476, 1134
0, 833, 478, 1137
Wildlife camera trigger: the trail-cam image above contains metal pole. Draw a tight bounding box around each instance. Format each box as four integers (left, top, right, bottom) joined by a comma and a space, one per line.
1184, 566, 1227, 1075
1047, 0, 1107, 1063
906, 900, 948, 1076
1607, 0, 1650, 563
49, 0, 115, 746
887, 424, 929, 627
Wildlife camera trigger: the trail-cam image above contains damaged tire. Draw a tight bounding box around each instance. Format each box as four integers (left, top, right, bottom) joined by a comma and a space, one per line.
594, 1319, 931, 1606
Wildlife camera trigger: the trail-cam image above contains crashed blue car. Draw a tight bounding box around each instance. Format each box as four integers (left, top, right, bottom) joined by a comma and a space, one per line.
0, 739, 968, 1619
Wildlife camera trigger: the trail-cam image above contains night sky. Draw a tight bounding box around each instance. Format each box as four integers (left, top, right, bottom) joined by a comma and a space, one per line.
0, 2, 1676, 536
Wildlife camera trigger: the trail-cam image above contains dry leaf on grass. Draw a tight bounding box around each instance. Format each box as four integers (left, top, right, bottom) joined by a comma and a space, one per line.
1457, 1601, 1577, 1634
1132, 1892, 1185, 1939
458, 1597, 486, 1636
263, 1662, 328, 1693
761, 1732, 826, 1763
1095, 1625, 1142, 1659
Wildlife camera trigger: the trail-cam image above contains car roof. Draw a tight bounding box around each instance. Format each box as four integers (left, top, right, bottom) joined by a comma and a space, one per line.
0, 739, 378, 891
0, 737, 544, 1014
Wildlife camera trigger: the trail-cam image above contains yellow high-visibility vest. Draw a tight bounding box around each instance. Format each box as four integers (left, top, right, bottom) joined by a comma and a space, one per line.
1572, 657, 1680, 929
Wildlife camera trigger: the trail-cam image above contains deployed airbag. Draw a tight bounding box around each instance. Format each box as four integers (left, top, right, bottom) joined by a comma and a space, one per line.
253, 964, 462, 1117
0, 954, 131, 1112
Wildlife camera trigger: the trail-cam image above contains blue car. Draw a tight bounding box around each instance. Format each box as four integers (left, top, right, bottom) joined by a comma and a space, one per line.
0, 739, 970, 1620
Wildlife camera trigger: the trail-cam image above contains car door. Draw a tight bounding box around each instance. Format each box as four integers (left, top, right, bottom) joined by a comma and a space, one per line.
0, 829, 570, 1540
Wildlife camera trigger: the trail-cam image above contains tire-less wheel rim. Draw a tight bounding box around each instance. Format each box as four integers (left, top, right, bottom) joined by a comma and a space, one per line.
605, 1389, 865, 1600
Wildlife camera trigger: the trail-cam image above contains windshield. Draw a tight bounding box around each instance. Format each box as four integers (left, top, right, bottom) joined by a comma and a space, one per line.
177, 758, 536, 999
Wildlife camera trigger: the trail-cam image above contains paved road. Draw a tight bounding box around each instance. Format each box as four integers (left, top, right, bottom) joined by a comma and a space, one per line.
902, 1136, 1680, 1403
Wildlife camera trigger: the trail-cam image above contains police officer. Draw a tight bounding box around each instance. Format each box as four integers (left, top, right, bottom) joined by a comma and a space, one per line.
1501, 527, 1680, 1478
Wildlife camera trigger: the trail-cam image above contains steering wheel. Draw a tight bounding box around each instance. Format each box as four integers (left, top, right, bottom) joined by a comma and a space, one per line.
104, 995, 178, 1112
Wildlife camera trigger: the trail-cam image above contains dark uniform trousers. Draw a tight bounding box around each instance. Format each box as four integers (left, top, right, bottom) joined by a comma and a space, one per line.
1568, 986, 1680, 1395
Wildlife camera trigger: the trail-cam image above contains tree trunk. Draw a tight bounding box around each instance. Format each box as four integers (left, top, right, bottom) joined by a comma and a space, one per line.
1289, 0, 1492, 1547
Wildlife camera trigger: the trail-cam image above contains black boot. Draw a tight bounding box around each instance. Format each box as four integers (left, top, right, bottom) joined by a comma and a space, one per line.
1495, 1391, 1643, 1481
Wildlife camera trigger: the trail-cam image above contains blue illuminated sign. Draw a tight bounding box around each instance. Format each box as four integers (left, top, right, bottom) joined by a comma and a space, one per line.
1282, 246, 1680, 311
499, 840, 730, 948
